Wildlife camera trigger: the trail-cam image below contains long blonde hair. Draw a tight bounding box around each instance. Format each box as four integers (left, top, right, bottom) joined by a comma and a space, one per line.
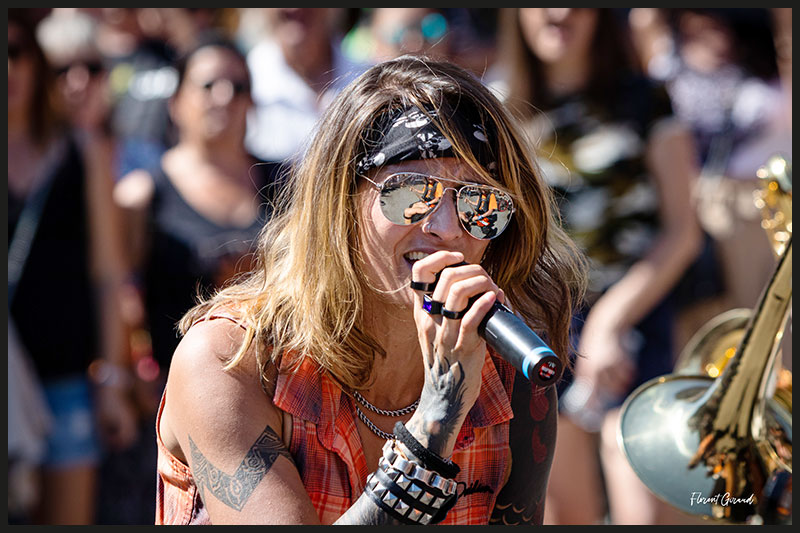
180, 55, 587, 391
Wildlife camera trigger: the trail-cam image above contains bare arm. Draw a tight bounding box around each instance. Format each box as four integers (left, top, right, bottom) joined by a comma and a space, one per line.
162, 319, 320, 524
112, 168, 155, 276
490, 381, 558, 525
576, 120, 702, 395
81, 130, 139, 450
587, 119, 701, 333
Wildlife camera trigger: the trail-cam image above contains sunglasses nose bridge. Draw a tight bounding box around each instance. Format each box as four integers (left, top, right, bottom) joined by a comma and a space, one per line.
420, 186, 464, 239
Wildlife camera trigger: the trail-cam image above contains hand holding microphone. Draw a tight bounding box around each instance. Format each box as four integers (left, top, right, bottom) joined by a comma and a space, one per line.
411, 260, 562, 387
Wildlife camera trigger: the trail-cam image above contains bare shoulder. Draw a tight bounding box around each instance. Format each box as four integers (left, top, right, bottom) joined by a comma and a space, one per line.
160, 318, 282, 464
113, 168, 155, 210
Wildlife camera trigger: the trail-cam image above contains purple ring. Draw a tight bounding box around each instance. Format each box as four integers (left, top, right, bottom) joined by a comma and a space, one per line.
422, 294, 443, 315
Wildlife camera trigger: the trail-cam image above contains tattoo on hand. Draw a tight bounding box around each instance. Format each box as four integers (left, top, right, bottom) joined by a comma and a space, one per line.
189, 425, 293, 511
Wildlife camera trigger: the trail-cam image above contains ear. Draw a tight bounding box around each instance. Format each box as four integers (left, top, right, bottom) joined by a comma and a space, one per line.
167, 91, 181, 126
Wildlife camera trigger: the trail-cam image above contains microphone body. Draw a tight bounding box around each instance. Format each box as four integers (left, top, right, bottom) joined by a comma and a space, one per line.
478, 301, 562, 387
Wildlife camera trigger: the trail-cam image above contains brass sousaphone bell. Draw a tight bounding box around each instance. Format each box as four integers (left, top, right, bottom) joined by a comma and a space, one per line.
617, 155, 792, 524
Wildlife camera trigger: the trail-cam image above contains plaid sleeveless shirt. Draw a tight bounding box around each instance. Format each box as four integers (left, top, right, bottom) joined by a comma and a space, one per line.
156, 346, 516, 524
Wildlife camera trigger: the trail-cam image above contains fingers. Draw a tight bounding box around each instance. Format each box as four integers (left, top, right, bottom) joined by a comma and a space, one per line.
410, 251, 501, 351
437, 274, 499, 348
410, 250, 465, 294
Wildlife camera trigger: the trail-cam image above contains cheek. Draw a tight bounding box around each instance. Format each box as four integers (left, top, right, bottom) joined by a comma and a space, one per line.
360, 193, 405, 259
357, 192, 415, 291
468, 240, 491, 265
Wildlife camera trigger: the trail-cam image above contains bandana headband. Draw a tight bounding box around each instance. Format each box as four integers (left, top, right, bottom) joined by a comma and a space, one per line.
356, 104, 496, 176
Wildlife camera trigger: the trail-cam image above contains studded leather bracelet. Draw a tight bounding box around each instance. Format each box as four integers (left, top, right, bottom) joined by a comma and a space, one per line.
393, 422, 461, 479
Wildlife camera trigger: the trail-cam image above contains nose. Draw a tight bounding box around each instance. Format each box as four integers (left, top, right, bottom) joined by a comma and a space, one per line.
208, 79, 235, 106
64, 64, 92, 93
422, 190, 464, 241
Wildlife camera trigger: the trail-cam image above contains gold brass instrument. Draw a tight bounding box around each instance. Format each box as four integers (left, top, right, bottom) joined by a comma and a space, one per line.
617, 155, 792, 524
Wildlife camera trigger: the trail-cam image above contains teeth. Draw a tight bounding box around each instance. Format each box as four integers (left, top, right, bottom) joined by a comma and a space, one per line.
405, 251, 431, 262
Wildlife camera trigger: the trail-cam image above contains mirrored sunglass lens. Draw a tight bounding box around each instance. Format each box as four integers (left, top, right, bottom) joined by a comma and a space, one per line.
457, 186, 513, 239
380, 173, 442, 225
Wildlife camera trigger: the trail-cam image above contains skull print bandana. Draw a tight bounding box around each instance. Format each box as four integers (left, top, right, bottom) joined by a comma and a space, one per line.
356, 104, 497, 176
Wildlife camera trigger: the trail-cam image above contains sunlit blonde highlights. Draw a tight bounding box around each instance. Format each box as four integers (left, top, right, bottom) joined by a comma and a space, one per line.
180, 55, 587, 391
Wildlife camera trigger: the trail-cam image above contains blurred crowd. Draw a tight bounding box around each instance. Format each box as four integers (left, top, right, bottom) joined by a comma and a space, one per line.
7, 8, 792, 525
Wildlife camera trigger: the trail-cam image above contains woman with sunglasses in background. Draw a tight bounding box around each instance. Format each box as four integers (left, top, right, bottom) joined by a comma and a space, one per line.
154, 55, 587, 525
114, 33, 282, 391
112, 33, 283, 523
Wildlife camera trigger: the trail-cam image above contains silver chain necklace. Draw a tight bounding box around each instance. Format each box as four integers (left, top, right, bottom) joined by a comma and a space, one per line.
353, 391, 419, 416
352, 391, 419, 440
354, 404, 396, 440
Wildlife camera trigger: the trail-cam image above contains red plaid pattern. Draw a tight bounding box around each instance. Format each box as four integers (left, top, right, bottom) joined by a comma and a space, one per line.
155, 345, 516, 525
155, 391, 211, 525
274, 350, 516, 525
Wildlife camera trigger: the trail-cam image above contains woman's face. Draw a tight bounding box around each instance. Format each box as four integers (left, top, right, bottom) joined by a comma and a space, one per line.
518, 8, 598, 65
358, 157, 492, 310
678, 12, 736, 73
52, 52, 109, 130
172, 46, 252, 141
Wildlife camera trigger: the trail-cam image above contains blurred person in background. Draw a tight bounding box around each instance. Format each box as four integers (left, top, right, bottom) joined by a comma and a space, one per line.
244, 8, 367, 164
495, 8, 701, 524
343, 8, 499, 79
9, 8, 138, 524
111, 34, 282, 523
344, 8, 454, 65
628, 8, 790, 351
89, 7, 238, 179
89, 8, 179, 179
113, 33, 281, 402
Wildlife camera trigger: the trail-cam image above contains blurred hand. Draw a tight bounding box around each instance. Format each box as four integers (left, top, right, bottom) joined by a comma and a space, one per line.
95, 385, 140, 451
574, 309, 637, 400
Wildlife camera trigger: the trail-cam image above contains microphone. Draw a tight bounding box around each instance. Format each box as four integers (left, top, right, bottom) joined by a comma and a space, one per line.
420, 262, 563, 387
478, 301, 562, 387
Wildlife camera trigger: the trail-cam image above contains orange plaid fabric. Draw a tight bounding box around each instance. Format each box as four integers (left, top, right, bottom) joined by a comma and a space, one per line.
155, 391, 211, 525
155, 342, 516, 525
274, 350, 516, 525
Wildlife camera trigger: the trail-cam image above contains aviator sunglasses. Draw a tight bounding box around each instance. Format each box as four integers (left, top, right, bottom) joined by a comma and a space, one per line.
363, 171, 515, 240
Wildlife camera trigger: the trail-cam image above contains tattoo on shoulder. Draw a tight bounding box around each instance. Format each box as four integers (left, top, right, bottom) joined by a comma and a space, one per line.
189, 425, 294, 511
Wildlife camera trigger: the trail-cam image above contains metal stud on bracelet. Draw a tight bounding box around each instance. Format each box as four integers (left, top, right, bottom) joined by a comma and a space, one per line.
393, 422, 461, 479
381, 440, 457, 496
364, 439, 457, 524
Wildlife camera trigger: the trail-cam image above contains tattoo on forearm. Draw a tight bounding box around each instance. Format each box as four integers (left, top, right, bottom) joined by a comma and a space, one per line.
189, 425, 293, 511
411, 354, 467, 454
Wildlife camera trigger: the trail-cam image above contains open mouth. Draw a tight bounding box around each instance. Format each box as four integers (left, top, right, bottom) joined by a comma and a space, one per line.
403, 251, 431, 267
